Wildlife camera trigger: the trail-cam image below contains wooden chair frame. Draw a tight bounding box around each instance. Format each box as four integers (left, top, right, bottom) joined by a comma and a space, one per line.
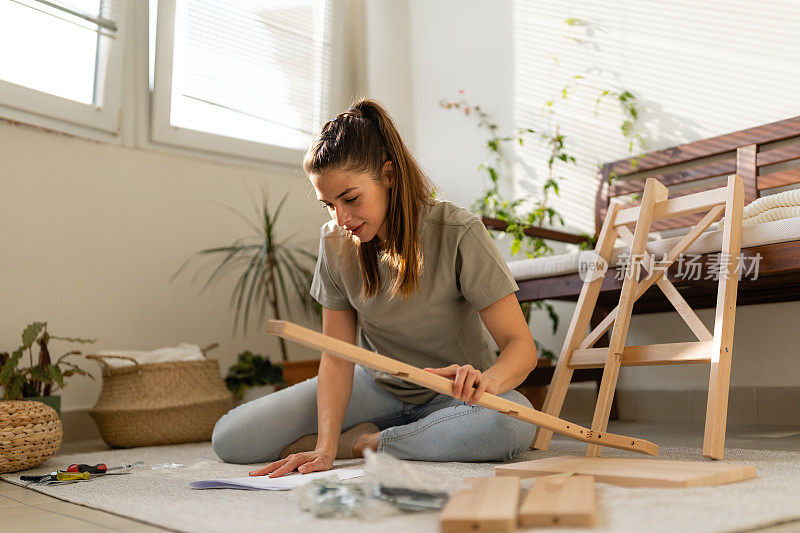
532, 174, 744, 460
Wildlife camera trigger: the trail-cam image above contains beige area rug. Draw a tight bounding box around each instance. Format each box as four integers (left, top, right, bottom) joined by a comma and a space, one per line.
2, 440, 800, 533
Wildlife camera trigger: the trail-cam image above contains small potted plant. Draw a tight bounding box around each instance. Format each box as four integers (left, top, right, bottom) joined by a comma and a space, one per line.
225, 350, 286, 405
0, 322, 95, 416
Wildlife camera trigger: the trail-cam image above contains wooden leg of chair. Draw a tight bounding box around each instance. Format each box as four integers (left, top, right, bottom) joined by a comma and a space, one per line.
533, 203, 623, 451
586, 179, 668, 457
703, 175, 743, 460
703, 356, 733, 460
586, 360, 623, 457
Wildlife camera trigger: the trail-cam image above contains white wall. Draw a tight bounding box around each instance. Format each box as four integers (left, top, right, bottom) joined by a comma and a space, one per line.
0, 121, 325, 412
407, 0, 516, 210
513, 0, 800, 233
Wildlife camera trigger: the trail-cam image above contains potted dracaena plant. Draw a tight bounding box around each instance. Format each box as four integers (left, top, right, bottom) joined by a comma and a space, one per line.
0, 322, 95, 416
172, 191, 322, 391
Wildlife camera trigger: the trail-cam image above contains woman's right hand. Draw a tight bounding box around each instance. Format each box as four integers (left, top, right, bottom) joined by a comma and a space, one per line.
249, 449, 335, 478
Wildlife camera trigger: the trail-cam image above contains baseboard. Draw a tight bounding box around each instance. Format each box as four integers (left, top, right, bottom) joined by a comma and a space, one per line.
59, 386, 800, 443
559, 386, 800, 426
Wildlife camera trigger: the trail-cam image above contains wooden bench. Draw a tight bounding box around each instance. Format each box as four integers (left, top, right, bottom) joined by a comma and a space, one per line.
486, 116, 800, 416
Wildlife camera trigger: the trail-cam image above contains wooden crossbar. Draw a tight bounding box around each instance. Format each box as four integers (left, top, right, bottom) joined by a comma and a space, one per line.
533, 175, 744, 460
613, 186, 727, 226
569, 342, 713, 369
266, 320, 658, 456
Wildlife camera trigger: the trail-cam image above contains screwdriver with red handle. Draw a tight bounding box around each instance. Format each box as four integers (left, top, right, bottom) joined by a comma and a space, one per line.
65, 463, 108, 474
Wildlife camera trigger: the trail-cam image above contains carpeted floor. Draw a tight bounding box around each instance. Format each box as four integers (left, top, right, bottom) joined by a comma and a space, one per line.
3, 440, 800, 533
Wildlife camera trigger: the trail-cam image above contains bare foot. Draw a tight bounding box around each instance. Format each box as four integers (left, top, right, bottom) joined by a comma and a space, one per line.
352, 431, 380, 458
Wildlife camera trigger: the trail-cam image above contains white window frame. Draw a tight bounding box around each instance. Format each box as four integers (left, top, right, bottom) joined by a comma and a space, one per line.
0, 0, 359, 169
150, 0, 348, 168
0, 0, 127, 135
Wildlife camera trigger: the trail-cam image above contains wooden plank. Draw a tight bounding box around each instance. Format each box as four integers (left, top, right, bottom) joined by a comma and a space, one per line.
605, 115, 800, 177
518, 475, 596, 528
703, 174, 745, 460
736, 145, 759, 205
266, 320, 659, 456
616, 179, 733, 232
610, 160, 736, 197
440, 477, 519, 532
481, 216, 591, 245
614, 186, 727, 226
569, 341, 713, 369
586, 178, 669, 458
757, 142, 800, 166
532, 202, 623, 451
495, 456, 756, 488
758, 167, 800, 190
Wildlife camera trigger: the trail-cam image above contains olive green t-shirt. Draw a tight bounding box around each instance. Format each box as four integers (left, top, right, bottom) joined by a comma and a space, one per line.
309, 198, 519, 404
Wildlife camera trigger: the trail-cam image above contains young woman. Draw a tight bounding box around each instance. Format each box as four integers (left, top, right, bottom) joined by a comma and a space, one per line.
211, 98, 538, 477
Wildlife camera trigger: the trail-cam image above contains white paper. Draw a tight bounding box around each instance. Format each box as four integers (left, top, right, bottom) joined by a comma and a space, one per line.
189, 469, 363, 491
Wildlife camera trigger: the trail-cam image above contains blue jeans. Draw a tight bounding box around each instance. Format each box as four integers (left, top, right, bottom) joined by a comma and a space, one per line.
212, 364, 536, 464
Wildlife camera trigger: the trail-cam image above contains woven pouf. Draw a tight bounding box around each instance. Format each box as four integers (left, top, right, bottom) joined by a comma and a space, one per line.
0, 400, 63, 473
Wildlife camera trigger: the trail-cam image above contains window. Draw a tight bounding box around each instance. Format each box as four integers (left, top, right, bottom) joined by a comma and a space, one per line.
151, 0, 336, 165
0, 0, 125, 133
0, 0, 353, 166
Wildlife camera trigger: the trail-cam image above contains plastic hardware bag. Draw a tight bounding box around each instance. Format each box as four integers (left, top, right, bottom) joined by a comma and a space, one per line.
294, 450, 456, 519
294, 474, 396, 519
362, 449, 452, 511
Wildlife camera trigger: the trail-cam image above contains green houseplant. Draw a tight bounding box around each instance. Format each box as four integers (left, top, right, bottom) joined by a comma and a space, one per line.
439, 19, 646, 362
173, 191, 322, 388
224, 350, 286, 403
0, 322, 96, 416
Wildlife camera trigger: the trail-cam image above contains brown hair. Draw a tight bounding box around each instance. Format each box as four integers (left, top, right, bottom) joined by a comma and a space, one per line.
303, 98, 433, 301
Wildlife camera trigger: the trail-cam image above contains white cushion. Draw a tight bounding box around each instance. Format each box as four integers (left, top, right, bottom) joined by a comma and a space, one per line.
509, 216, 800, 282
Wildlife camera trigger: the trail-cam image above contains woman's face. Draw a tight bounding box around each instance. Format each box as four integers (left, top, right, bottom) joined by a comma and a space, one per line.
311, 161, 393, 243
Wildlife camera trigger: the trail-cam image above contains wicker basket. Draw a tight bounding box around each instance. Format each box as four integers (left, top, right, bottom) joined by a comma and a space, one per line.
87, 347, 233, 448
0, 400, 63, 473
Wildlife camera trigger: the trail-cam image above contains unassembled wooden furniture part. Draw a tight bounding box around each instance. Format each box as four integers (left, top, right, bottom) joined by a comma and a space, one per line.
266, 320, 658, 456
440, 477, 520, 532
518, 474, 596, 527
496, 455, 756, 488
441, 473, 600, 531
533, 175, 745, 460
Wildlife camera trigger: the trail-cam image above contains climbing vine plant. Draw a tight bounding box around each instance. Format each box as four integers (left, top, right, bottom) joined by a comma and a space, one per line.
439, 17, 647, 359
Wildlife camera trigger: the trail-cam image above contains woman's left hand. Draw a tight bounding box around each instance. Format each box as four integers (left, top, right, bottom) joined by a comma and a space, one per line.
423, 364, 501, 405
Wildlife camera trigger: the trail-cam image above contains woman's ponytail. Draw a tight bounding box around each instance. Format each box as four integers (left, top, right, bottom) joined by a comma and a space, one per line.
304, 98, 433, 301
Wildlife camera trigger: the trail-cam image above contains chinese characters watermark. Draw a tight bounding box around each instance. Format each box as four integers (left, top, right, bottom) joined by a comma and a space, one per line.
611, 252, 762, 282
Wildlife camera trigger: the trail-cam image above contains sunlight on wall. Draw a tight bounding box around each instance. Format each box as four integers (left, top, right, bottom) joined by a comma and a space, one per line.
513, 0, 800, 233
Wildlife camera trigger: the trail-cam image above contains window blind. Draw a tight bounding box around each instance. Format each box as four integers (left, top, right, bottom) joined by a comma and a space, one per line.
174, 0, 333, 144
